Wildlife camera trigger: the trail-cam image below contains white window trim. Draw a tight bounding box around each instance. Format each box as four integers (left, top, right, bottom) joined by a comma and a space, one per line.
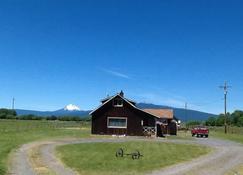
107, 117, 127, 129
113, 99, 123, 107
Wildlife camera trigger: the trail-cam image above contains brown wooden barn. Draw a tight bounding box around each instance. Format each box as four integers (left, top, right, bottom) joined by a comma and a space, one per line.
90, 91, 177, 137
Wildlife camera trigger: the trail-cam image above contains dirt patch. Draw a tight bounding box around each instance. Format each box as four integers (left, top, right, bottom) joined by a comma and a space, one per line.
28, 143, 55, 175
226, 164, 243, 175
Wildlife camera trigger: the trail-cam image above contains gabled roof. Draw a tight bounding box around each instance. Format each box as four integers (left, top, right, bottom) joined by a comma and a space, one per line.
100, 96, 112, 103
100, 95, 136, 104
143, 109, 173, 119
89, 93, 173, 120
89, 93, 136, 115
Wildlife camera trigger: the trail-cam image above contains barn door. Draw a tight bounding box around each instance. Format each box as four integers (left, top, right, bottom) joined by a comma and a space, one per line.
156, 124, 163, 137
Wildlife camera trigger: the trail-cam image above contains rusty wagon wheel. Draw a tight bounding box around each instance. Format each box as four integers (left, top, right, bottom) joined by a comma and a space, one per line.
116, 148, 124, 157
132, 150, 143, 160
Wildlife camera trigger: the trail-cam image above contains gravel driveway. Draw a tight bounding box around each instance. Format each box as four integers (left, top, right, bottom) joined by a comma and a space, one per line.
150, 138, 243, 175
8, 137, 243, 175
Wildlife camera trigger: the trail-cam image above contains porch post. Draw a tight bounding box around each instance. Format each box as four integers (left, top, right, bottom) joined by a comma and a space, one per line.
155, 120, 157, 137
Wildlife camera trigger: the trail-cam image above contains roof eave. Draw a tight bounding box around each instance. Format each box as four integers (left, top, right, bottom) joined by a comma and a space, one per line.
89, 94, 137, 115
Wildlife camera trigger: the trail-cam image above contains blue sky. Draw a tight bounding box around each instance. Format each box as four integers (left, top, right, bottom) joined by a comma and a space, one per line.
0, 0, 243, 114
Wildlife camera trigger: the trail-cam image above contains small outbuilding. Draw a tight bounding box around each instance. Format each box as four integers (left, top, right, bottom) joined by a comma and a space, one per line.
89, 91, 177, 137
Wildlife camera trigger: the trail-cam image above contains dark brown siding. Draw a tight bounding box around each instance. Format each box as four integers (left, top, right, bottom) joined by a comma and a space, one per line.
157, 119, 177, 135
92, 98, 155, 136
168, 120, 177, 135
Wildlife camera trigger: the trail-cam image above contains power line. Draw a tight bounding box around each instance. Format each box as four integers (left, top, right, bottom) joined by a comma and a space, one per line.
219, 81, 231, 134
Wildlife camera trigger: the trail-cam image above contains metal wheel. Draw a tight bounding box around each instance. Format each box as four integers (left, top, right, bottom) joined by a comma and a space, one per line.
132, 150, 141, 160
116, 148, 124, 157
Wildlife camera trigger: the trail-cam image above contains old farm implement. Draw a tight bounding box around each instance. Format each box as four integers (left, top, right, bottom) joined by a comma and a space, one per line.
115, 148, 143, 160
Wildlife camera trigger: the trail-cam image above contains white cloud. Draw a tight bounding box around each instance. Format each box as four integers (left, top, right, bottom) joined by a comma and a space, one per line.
134, 92, 201, 110
99, 68, 131, 79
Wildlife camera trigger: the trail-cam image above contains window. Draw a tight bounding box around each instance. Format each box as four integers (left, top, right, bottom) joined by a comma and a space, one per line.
107, 117, 127, 128
113, 99, 123, 107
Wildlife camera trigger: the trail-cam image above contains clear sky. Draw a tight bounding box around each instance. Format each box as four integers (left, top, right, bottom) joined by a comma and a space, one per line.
0, 0, 242, 114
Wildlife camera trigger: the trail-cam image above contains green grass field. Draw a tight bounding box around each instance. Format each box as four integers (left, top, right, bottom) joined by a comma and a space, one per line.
2, 120, 239, 175
175, 126, 243, 144
0, 119, 91, 175
209, 126, 243, 144
56, 141, 210, 175
167, 130, 193, 140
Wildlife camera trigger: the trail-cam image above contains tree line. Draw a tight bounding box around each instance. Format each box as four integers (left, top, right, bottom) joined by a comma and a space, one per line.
183, 110, 243, 128
0, 108, 90, 121
205, 110, 243, 127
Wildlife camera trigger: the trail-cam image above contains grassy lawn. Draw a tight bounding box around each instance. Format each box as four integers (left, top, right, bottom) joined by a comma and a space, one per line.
175, 126, 243, 144
0, 119, 91, 175
211, 131, 243, 144
56, 141, 210, 175
167, 130, 193, 140
209, 126, 243, 144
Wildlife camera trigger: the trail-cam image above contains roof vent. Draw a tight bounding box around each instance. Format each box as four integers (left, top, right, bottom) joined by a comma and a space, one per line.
120, 90, 124, 97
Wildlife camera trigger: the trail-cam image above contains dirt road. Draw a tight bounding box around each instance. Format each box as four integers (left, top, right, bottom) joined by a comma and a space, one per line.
8, 137, 243, 175
150, 138, 243, 175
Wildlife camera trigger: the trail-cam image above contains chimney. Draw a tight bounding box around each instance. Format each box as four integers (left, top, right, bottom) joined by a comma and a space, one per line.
120, 90, 124, 97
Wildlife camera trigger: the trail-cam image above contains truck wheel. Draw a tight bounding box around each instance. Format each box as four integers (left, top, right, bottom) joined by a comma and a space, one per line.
205, 135, 208, 138
196, 134, 199, 137
192, 134, 194, 137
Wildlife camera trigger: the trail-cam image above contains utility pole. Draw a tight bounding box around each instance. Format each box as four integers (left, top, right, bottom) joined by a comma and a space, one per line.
12, 97, 15, 110
219, 81, 231, 134
185, 102, 187, 128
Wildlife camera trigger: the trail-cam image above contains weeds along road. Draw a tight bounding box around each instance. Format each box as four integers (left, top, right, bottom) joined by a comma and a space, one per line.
8, 137, 243, 175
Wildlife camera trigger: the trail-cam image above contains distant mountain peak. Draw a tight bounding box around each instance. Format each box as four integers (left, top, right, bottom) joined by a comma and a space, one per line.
63, 104, 81, 111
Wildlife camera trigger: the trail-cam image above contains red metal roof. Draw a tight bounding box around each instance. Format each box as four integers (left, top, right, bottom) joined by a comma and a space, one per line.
143, 109, 173, 119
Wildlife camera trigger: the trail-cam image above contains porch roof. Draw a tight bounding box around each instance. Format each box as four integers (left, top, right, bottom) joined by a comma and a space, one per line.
143, 109, 173, 119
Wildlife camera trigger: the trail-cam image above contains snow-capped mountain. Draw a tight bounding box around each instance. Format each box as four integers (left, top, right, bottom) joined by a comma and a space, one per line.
63, 104, 81, 111
15, 102, 216, 121
51, 104, 90, 116
16, 104, 91, 117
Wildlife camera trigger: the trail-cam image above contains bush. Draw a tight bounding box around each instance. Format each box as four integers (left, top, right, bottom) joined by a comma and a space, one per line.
18, 115, 42, 120
58, 116, 82, 121
46, 115, 58, 120
237, 116, 243, 127
205, 111, 243, 127
186, 120, 201, 128
0, 109, 17, 119
205, 116, 216, 126
215, 114, 225, 126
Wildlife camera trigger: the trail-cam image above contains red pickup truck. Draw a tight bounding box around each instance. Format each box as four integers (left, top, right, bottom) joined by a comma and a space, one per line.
191, 126, 209, 138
